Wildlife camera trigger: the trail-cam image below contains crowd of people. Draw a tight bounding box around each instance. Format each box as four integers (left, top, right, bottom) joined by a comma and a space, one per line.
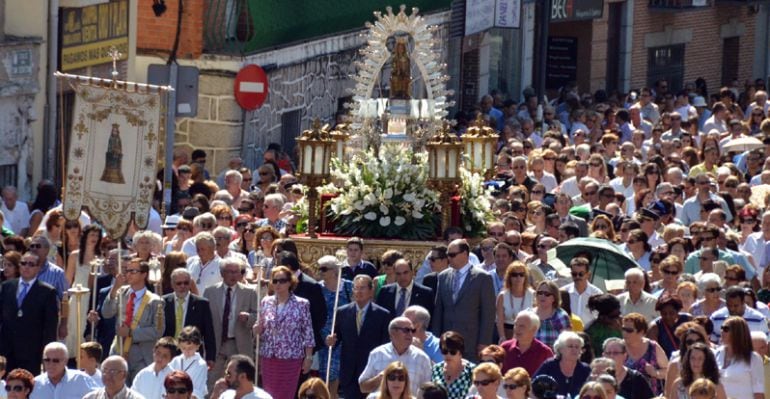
0, 77, 770, 399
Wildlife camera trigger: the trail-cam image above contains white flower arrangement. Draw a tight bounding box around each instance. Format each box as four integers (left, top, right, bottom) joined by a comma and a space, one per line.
458, 167, 496, 237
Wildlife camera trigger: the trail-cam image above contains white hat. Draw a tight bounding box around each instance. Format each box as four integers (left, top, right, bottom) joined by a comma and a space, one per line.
162, 214, 180, 229
692, 96, 707, 107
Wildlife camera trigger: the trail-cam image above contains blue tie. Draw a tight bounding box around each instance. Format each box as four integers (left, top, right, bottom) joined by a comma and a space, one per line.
17, 282, 29, 308
395, 287, 407, 316
453, 270, 463, 301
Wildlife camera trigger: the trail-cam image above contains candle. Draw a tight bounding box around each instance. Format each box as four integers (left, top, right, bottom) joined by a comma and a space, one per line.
313, 147, 324, 175
437, 149, 446, 179
448, 149, 457, 179
303, 144, 313, 175
473, 142, 482, 171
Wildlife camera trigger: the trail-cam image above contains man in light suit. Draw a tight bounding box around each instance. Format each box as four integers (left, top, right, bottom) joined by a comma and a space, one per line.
431, 239, 495, 362
203, 257, 258, 388
376, 258, 434, 317
162, 268, 216, 365
102, 258, 165, 381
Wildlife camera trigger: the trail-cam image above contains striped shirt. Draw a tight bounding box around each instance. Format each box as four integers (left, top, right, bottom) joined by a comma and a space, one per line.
38, 261, 69, 301
709, 306, 769, 343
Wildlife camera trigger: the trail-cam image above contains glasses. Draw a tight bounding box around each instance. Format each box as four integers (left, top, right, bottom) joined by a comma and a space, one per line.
125, 269, 143, 274
594, 224, 609, 230
621, 327, 636, 333
721, 325, 730, 333
696, 180, 710, 186
272, 278, 290, 285
705, 286, 722, 293
200, 223, 214, 229
481, 246, 495, 251
103, 369, 125, 375
473, 379, 496, 387
584, 191, 597, 196
536, 291, 553, 297
510, 272, 525, 278
506, 241, 521, 247
603, 351, 624, 356
387, 374, 406, 382
590, 162, 602, 167
582, 396, 601, 399
393, 326, 416, 334
43, 358, 63, 363
28, 244, 43, 249
166, 388, 190, 394
531, 190, 544, 195
536, 244, 552, 250
570, 271, 586, 278
503, 384, 521, 390
700, 235, 716, 241
440, 348, 459, 356
236, 222, 249, 228
318, 267, 331, 273
661, 269, 679, 275
529, 210, 544, 216
685, 339, 702, 346
447, 252, 461, 258
4, 385, 24, 392
428, 256, 446, 262
217, 216, 232, 221
19, 261, 38, 267
742, 219, 756, 224
65, 224, 80, 229
174, 280, 191, 286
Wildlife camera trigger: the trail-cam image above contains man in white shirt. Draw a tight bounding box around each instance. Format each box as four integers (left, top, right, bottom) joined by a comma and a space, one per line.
132, 337, 177, 399
0, 186, 29, 236
616, 268, 657, 322
30, 342, 98, 399
702, 102, 728, 135
186, 233, 222, 291
563, 256, 603, 327
359, 317, 432, 395
210, 355, 272, 399
709, 286, 769, 343
181, 213, 217, 258
740, 211, 770, 269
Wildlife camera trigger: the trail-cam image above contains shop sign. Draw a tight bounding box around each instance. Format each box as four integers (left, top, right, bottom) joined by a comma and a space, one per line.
551, 0, 603, 22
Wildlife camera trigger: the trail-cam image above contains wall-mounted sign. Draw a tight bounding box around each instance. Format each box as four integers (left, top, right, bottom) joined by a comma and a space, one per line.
465, 0, 521, 36
551, 0, 603, 23
60, 0, 129, 71
546, 36, 577, 90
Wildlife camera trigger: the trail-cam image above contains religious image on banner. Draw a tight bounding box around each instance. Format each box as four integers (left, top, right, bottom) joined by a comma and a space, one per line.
62, 78, 165, 239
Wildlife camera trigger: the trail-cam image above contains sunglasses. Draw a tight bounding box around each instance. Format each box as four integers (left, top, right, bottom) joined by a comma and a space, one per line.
447, 252, 461, 258
393, 326, 416, 334
174, 281, 191, 286
200, 223, 214, 229
43, 358, 63, 363
510, 272, 525, 278
387, 374, 406, 382
571, 271, 586, 278
166, 387, 190, 394
621, 327, 636, 333
536, 291, 553, 297
661, 269, 679, 275
236, 222, 249, 228
705, 286, 722, 293
503, 384, 521, 390
473, 379, 496, 387
28, 243, 43, 249
721, 325, 730, 332
272, 278, 290, 285
440, 348, 459, 356
582, 396, 601, 399
428, 256, 447, 262
19, 261, 38, 267
4, 385, 24, 392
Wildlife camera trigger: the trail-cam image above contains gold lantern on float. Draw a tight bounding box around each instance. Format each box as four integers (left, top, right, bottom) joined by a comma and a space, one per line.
426, 122, 463, 235
296, 119, 334, 238
462, 114, 499, 180
329, 123, 351, 161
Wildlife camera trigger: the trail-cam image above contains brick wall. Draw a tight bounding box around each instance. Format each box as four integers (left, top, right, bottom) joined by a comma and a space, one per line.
630, 3, 756, 91
136, 0, 203, 58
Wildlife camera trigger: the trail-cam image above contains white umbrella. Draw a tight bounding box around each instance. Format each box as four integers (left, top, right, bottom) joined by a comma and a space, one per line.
722, 137, 764, 153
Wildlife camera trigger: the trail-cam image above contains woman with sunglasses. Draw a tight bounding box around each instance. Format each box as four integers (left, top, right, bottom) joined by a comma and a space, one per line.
689, 273, 725, 317
375, 361, 413, 399
590, 215, 617, 243
624, 229, 651, 271
495, 262, 534, 342
663, 322, 710, 398
501, 368, 529, 399
577, 381, 607, 399
652, 255, 683, 298
601, 338, 654, 399
255, 266, 315, 399
524, 202, 550, 235
467, 363, 503, 399
587, 154, 609, 184
165, 219, 194, 254
317, 256, 352, 399
4, 368, 34, 399
298, 377, 331, 399
716, 316, 765, 399
620, 313, 668, 396
430, 331, 475, 399
533, 331, 590, 398
647, 294, 692, 359
162, 370, 193, 399
249, 226, 280, 283
736, 206, 760, 246
667, 342, 726, 399
374, 251, 402, 297
529, 280, 571, 348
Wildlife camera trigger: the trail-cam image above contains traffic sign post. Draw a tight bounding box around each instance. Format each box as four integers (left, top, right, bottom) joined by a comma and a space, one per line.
234, 64, 269, 110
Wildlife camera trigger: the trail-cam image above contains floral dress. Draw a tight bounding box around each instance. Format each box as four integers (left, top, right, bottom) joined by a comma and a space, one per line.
431, 359, 476, 399
624, 339, 662, 396
318, 279, 352, 382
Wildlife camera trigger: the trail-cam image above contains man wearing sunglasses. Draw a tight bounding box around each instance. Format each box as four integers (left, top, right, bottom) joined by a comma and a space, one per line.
681, 173, 733, 226
162, 268, 216, 366
563, 256, 603, 327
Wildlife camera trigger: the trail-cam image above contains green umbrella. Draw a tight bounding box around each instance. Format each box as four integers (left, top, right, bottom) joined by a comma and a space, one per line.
548, 237, 640, 291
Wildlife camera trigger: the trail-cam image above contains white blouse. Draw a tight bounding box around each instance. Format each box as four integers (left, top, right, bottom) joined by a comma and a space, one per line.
714, 345, 765, 399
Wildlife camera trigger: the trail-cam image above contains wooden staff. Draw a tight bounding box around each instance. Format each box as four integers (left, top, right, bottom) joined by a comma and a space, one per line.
325, 266, 343, 385
68, 284, 90, 368
117, 241, 124, 357
254, 264, 264, 382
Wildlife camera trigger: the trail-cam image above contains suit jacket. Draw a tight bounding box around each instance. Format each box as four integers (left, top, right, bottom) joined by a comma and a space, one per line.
422, 273, 439, 304
431, 266, 496, 362
340, 261, 378, 281
0, 279, 58, 364
563, 214, 589, 237
162, 293, 217, 362
102, 286, 165, 367
293, 272, 327, 351
334, 302, 391, 390
203, 282, 258, 356
375, 282, 434, 316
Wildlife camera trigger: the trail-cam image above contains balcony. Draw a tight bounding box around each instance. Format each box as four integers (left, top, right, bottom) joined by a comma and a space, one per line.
202, 0, 256, 55
649, 0, 711, 10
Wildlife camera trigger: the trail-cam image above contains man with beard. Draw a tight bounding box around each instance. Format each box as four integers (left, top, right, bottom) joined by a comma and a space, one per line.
209, 355, 272, 399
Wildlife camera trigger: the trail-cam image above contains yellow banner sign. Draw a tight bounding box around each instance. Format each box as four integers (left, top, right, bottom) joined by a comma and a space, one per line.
61, 0, 128, 71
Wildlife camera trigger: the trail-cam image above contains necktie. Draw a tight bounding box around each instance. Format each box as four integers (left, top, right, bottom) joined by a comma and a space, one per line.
222, 287, 232, 340
356, 307, 364, 333
125, 292, 136, 327
453, 269, 463, 301
395, 287, 407, 316
175, 296, 185, 337
16, 282, 29, 308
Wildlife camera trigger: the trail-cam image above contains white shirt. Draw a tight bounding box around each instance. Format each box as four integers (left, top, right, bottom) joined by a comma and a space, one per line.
187, 255, 222, 291
170, 352, 208, 399
219, 387, 273, 399
558, 176, 581, 198
394, 281, 413, 310
564, 282, 603, 326
30, 369, 99, 399
714, 346, 765, 399
85, 369, 103, 387
1, 200, 29, 235
132, 364, 173, 399
617, 291, 658, 322
358, 343, 433, 395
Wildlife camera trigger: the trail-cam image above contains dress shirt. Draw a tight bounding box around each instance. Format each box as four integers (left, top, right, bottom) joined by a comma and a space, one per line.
128, 287, 147, 320
355, 302, 370, 327
132, 364, 173, 399
617, 291, 658, 322
187, 255, 222, 291
222, 284, 237, 338
219, 387, 273, 399
37, 261, 69, 301
564, 282, 603, 327
82, 386, 145, 399
394, 281, 413, 310
681, 194, 733, 225
170, 352, 208, 399
30, 369, 98, 399
17, 277, 37, 299
174, 292, 191, 321
421, 332, 443, 363
358, 343, 433, 395
453, 263, 473, 293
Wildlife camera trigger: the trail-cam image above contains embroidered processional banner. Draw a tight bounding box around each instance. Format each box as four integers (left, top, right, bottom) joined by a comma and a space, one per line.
62, 76, 166, 239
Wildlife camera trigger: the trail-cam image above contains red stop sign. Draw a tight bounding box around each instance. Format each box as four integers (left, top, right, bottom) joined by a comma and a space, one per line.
234, 64, 269, 110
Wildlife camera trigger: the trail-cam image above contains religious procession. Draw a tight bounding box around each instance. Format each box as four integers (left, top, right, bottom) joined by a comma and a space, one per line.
1, 1, 770, 399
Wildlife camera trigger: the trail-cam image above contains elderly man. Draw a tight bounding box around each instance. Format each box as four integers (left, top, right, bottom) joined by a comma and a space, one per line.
30, 342, 97, 399
181, 213, 218, 257
186, 232, 222, 291
376, 258, 433, 317
212, 227, 248, 264
83, 355, 145, 399
359, 317, 432, 394
162, 268, 216, 364
404, 305, 441, 363
224, 170, 250, 209
1, 186, 29, 236
501, 310, 553, 375
431, 239, 495, 362
616, 268, 657, 322
255, 193, 286, 233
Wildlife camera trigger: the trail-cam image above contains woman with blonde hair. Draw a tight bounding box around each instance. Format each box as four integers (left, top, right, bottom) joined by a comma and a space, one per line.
468, 363, 503, 399
590, 215, 617, 242
496, 262, 534, 342
299, 377, 332, 399
577, 381, 607, 399
501, 368, 530, 399
376, 361, 414, 399
587, 154, 609, 183
525, 202, 549, 235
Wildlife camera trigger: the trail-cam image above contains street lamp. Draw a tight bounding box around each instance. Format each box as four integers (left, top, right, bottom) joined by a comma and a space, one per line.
329, 123, 351, 161
462, 114, 499, 180
426, 122, 463, 236
297, 119, 334, 238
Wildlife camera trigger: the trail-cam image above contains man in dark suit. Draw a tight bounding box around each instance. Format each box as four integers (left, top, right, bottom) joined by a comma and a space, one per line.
340, 237, 378, 280
0, 251, 58, 373
276, 251, 326, 350
162, 268, 216, 365
327, 275, 391, 399
554, 192, 589, 236
421, 245, 449, 304
431, 239, 496, 362
376, 258, 433, 317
